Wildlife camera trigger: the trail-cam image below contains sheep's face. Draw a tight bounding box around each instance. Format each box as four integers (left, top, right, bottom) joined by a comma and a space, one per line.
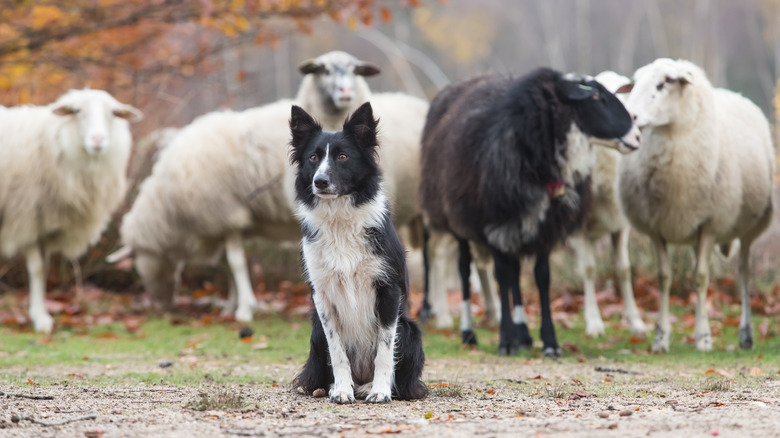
52, 89, 143, 156
289, 102, 380, 207
299, 51, 380, 111
625, 58, 695, 129
557, 75, 639, 152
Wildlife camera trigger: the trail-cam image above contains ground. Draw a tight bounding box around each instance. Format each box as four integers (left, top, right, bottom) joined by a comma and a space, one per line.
2, 312, 780, 438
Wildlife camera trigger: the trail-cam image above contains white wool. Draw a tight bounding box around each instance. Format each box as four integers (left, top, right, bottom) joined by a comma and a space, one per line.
619, 58, 774, 351
121, 51, 429, 323
0, 89, 137, 259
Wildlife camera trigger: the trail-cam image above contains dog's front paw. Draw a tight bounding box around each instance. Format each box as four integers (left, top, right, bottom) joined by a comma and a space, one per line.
329, 389, 355, 404
365, 391, 391, 403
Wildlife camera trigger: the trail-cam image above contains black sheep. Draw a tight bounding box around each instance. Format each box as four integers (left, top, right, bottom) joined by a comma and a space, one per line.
419, 68, 639, 357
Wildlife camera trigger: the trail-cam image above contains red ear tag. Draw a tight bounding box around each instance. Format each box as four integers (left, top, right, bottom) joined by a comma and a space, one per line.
547, 180, 565, 198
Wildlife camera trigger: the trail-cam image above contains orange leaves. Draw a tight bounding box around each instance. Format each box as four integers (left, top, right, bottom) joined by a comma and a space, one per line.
31, 6, 66, 30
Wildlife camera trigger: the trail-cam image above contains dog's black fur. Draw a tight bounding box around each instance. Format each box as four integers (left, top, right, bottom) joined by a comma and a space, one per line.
290, 102, 427, 402
419, 68, 634, 356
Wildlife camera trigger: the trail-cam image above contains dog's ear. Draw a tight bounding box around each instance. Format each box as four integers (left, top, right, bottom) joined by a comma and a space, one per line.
289, 105, 322, 165
343, 102, 378, 150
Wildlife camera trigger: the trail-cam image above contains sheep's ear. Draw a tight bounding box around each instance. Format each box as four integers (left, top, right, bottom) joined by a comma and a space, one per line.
289, 105, 321, 161
353, 62, 381, 77
52, 105, 79, 116
298, 60, 326, 75
676, 70, 694, 87
343, 102, 378, 148
558, 81, 598, 101
615, 82, 634, 94
113, 105, 143, 122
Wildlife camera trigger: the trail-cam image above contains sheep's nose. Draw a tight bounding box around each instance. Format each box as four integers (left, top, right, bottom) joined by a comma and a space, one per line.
91, 134, 105, 146
314, 177, 329, 189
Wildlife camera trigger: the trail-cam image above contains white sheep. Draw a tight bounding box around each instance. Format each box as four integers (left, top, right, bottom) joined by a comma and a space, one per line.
619, 58, 775, 352
0, 89, 142, 332
567, 71, 647, 337
120, 51, 431, 322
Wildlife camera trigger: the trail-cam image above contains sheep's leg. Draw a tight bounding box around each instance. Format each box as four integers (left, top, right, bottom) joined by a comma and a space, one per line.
419, 228, 433, 324
222, 277, 238, 317
477, 264, 500, 327
651, 236, 672, 353
225, 232, 257, 323
457, 238, 477, 345
535, 252, 561, 358
737, 240, 754, 349
490, 247, 531, 356
472, 242, 500, 327
429, 233, 454, 329
611, 229, 647, 335
26, 245, 53, 333
570, 233, 604, 337
692, 231, 715, 351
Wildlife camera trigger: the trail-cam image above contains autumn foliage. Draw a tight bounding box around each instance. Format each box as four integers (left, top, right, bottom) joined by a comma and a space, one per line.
0, 0, 421, 106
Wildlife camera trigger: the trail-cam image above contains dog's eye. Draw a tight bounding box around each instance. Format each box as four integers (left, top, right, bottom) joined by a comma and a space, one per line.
309, 154, 318, 162
337, 153, 348, 162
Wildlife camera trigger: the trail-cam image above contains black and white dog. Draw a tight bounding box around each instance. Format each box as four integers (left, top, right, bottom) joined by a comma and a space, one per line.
289, 102, 427, 404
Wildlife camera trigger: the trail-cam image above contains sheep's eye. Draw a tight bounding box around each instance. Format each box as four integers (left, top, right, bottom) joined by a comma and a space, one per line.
337, 153, 348, 162
656, 82, 664, 91
309, 154, 319, 162
591, 92, 600, 100
665, 76, 675, 84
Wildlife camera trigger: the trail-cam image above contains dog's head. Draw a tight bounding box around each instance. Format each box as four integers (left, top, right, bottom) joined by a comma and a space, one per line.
289, 102, 381, 207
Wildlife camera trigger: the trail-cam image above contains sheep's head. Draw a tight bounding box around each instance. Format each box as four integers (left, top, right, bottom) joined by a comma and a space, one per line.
587, 71, 642, 154
298, 50, 380, 111
557, 73, 639, 153
625, 58, 699, 129
52, 89, 143, 156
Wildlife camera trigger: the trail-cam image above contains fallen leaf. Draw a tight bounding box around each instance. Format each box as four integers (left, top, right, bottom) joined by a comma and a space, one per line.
628, 336, 644, 344
84, 430, 104, 438
26, 378, 37, 386
67, 373, 85, 379
424, 410, 433, 419
485, 389, 495, 394
749, 367, 763, 376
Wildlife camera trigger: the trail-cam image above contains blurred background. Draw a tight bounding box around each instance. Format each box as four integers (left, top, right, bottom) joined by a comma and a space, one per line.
0, 0, 779, 326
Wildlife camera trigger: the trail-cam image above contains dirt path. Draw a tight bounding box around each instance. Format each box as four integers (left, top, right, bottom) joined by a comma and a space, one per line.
2, 359, 780, 437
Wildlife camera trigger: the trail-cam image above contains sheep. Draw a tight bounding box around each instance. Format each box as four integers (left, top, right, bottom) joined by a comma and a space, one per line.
120, 51, 431, 322
0, 89, 142, 332
567, 71, 648, 337
119, 99, 298, 322
419, 68, 640, 356
619, 58, 775, 352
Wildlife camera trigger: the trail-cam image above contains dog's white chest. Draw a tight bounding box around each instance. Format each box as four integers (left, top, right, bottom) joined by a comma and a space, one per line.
299, 197, 388, 350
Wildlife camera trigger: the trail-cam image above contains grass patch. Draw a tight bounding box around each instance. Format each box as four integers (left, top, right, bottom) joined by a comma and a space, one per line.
186, 386, 246, 411
701, 377, 733, 392
429, 382, 463, 398
542, 382, 570, 399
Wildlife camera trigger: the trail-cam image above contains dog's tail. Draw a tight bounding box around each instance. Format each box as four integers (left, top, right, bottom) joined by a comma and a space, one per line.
392, 315, 428, 400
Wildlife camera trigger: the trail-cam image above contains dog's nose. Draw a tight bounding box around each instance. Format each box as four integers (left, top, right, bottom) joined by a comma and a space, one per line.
314, 177, 329, 189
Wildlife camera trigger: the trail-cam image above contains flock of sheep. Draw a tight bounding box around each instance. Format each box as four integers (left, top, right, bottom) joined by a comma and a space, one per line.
0, 50, 774, 355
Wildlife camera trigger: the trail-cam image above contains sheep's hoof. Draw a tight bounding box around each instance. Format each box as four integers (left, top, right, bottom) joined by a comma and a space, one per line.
543, 346, 563, 359
629, 320, 650, 336
515, 323, 533, 349
461, 329, 478, 346
32, 313, 54, 333
585, 321, 606, 337
234, 307, 253, 323
418, 305, 433, 324
498, 344, 518, 356
651, 325, 670, 353
739, 326, 753, 350
695, 332, 713, 351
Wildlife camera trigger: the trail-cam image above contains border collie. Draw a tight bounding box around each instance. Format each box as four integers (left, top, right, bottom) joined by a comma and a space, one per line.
289, 102, 427, 403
